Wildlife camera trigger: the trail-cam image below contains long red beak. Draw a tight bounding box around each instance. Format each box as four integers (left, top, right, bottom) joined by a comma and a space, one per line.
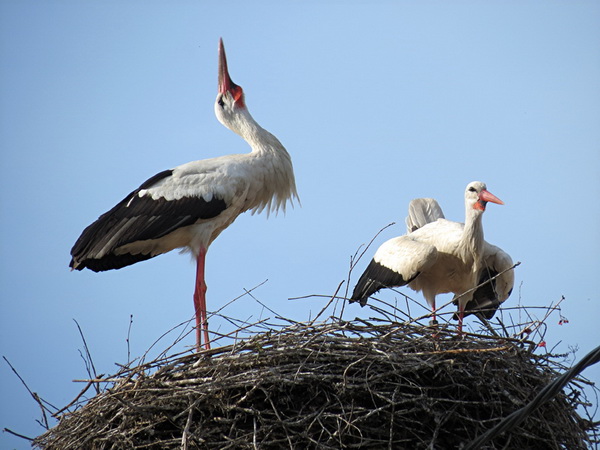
218, 38, 232, 94
217, 38, 244, 107
479, 189, 504, 205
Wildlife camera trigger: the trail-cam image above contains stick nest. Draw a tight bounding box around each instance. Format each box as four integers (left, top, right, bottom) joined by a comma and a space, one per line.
33, 316, 597, 449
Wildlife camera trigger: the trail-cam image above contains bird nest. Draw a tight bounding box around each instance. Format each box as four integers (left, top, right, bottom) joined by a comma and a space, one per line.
32, 297, 599, 450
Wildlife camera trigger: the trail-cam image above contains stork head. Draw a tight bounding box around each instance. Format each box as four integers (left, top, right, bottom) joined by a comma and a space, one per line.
465, 181, 504, 212
215, 38, 247, 126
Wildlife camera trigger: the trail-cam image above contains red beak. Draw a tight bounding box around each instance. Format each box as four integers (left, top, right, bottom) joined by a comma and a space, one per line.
218, 38, 232, 95
217, 38, 244, 107
479, 189, 504, 205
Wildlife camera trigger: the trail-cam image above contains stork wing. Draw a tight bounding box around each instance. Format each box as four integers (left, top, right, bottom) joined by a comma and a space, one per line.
69, 169, 227, 272
350, 236, 438, 306
456, 243, 515, 320
405, 198, 445, 233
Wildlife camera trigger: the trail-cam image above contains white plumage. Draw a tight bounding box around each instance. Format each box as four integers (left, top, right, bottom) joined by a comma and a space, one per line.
405, 197, 445, 232
350, 181, 513, 332
70, 39, 298, 350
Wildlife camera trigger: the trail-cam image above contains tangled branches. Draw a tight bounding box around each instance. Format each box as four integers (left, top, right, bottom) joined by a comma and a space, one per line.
33, 316, 597, 449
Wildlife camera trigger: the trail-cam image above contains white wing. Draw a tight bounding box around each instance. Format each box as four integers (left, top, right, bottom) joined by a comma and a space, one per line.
406, 198, 445, 233
143, 155, 252, 206
350, 235, 438, 305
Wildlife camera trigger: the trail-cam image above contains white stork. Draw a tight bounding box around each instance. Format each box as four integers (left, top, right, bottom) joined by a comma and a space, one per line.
70, 39, 299, 350
350, 181, 513, 332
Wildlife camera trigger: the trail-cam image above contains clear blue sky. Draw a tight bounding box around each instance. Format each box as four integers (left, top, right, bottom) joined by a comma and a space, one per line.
1, 1, 599, 447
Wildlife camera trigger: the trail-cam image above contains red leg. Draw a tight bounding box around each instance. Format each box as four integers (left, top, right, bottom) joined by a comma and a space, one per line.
457, 304, 465, 334
193, 247, 210, 350
427, 298, 438, 326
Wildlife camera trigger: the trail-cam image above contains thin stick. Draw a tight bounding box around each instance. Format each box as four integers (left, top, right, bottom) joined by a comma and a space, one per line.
126, 314, 133, 364
181, 399, 195, 450
3, 356, 51, 429
52, 380, 95, 417
213, 279, 269, 315
73, 319, 99, 394
452, 261, 521, 304
310, 280, 345, 325
244, 285, 281, 318
341, 223, 396, 318
3, 428, 34, 442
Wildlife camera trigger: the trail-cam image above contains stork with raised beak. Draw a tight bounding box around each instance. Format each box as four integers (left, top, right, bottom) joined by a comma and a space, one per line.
70, 39, 299, 350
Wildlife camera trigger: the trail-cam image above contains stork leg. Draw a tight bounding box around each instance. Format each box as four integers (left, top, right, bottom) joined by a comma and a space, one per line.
457, 304, 465, 334
193, 247, 210, 351
428, 297, 438, 326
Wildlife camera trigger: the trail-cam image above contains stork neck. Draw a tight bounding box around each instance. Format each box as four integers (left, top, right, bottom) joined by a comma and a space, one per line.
225, 105, 298, 215
229, 108, 281, 155
462, 206, 485, 269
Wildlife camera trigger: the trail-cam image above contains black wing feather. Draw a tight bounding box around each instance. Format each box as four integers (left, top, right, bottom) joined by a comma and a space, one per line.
70, 169, 227, 272
453, 268, 501, 320
78, 252, 156, 273
350, 259, 417, 307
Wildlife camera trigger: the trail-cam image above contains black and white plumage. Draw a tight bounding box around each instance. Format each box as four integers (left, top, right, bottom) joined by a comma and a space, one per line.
70, 39, 299, 350
350, 182, 513, 332
405, 197, 514, 321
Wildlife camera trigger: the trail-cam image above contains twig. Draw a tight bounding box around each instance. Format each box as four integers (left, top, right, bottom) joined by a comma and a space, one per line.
310, 280, 345, 325
452, 261, 521, 305
3, 428, 34, 442
3, 356, 51, 429
52, 380, 96, 417
244, 284, 281, 318
73, 319, 99, 394
342, 223, 396, 318
127, 314, 133, 364
181, 398, 195, 450
213, 279, 269, 315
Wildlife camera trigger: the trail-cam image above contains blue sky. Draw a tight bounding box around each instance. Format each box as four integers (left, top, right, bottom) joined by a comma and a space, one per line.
1, 1, 599, 447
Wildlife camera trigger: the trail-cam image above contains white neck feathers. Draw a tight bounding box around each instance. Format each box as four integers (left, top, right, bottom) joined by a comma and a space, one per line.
226, 106, 299, 215
462, 204, 485, 273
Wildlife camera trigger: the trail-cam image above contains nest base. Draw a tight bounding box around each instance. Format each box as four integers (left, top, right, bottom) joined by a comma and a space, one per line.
34, 320, 596, 449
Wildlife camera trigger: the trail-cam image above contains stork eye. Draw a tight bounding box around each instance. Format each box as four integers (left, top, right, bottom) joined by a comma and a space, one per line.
468, 186, 477, 192
217, 96, 225, 108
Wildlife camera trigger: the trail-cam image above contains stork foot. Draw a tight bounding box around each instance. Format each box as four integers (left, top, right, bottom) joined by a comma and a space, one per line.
453, 328, 466, 339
